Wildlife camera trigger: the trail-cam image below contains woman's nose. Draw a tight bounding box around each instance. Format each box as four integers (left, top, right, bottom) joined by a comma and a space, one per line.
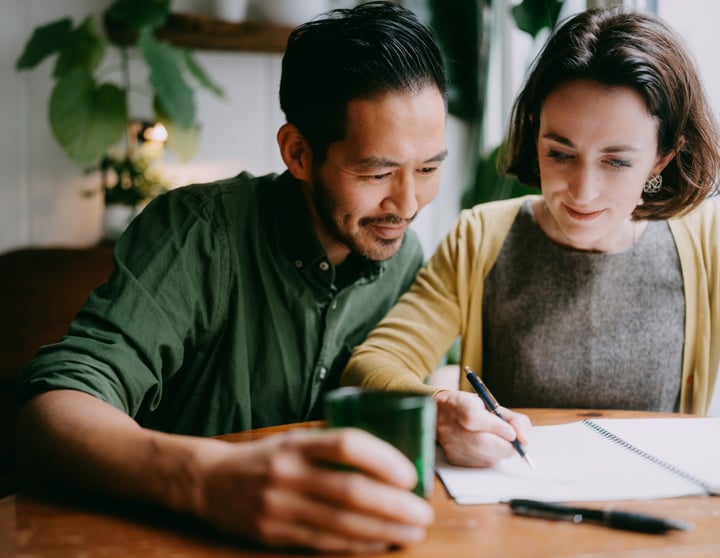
567, 164, 599, 205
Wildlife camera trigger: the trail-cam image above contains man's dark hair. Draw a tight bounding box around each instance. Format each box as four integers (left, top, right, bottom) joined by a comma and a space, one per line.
279, 0, 447, 164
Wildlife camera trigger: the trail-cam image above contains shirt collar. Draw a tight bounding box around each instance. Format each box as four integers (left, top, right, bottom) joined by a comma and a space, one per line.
273, 172, 386, 287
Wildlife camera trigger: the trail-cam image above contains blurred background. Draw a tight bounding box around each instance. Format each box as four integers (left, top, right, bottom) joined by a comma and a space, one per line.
2, 0, 718, 255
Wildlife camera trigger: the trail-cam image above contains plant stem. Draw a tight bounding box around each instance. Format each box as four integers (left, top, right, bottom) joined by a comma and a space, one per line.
119, 46, 135, 157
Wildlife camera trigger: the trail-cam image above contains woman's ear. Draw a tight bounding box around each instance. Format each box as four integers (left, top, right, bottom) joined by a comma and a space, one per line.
277, 123, 312, 182
653, 135, 686, 175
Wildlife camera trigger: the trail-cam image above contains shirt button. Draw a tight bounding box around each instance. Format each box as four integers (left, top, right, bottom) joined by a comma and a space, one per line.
331, 300, 337, 310
319, 261, 330, 271
319, 367, 328, 380
294, 260, 303, 268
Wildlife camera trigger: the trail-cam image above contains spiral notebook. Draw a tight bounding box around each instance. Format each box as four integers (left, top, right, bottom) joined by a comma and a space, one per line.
436, 417, 720, 504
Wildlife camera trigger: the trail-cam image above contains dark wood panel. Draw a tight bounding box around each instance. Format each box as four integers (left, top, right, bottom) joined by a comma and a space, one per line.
106, 12, 292, 53
0, 245, 115, 483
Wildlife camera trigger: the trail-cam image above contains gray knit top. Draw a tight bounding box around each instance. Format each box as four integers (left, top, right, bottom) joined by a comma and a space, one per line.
482, 201, 684, 412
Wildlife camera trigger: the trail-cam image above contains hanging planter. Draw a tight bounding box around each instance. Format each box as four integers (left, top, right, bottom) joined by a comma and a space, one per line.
92, 129, 170, 240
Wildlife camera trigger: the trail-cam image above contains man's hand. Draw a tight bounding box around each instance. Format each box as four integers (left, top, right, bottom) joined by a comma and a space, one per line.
17, 392, 432, 555
194, 428, 434, 554
433, 390, 531, 467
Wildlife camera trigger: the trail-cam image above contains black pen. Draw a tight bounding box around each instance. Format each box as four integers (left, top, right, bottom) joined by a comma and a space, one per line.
463, 366, 535, 470
508, 499, 693, 534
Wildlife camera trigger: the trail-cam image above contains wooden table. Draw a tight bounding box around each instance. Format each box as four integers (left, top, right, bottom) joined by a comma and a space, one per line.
2, 409, 719, 557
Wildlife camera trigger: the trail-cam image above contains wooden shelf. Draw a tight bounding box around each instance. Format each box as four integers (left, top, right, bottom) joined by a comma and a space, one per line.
106, 12, 293, 53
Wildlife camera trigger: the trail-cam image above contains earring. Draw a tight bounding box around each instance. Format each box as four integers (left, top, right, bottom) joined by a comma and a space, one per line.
643, 174, 663, 194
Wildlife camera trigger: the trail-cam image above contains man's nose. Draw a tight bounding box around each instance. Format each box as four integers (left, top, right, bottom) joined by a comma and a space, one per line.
382, 174, 419, 219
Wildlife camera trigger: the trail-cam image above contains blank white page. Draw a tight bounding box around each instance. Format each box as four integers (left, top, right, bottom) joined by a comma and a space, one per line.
435, 418, 720, 505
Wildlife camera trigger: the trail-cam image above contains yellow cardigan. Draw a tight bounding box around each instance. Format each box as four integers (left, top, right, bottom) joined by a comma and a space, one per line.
343, 196, 720, 414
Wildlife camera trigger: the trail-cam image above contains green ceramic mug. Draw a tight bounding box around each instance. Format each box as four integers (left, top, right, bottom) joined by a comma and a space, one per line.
324, 387, 436, 498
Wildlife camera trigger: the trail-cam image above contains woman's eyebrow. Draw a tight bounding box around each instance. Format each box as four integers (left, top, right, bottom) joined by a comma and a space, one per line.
542, 132, 640, 153
541, 131, 574, 147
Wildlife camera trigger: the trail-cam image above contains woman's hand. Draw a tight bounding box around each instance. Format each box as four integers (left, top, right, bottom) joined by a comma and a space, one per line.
433, 390, 532, 467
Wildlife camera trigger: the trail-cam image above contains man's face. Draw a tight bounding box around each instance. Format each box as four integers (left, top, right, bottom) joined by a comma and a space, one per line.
310, 86, 447, 263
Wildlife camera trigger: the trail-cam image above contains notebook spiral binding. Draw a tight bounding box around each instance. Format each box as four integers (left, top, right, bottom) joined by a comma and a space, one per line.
582, 419, 711, 494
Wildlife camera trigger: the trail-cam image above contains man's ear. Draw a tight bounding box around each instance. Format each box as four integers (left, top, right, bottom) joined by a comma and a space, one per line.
277, 123, 312, 182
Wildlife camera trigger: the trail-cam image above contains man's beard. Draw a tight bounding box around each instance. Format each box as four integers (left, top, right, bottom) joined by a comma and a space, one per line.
311, 171, 414, 262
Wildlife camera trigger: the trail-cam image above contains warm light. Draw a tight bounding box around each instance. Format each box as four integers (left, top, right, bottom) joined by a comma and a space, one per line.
142, 122, 169, 143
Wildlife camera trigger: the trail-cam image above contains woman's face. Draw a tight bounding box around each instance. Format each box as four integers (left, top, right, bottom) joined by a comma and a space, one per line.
536, 79, 672, 252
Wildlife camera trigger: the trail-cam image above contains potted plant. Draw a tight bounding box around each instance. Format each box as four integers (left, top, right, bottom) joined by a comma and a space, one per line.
93, 119, 172, 239
15, 0, 223, 235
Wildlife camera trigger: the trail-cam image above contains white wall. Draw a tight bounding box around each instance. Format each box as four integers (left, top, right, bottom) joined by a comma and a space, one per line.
657, 0, 720, 116
1, 0, 290, 252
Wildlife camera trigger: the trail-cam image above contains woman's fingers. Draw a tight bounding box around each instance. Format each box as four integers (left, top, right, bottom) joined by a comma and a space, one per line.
499, 406, 533, 445
434, 390, 532, 467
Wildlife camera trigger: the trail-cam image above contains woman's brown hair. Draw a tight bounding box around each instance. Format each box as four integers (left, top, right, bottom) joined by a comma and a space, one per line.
503, 7, 720, 219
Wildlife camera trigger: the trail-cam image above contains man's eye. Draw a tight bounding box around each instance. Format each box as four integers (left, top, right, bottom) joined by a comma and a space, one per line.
358, 172, 392, 182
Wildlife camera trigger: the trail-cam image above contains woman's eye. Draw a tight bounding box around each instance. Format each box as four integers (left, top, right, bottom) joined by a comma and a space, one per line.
546, 149, 573, 162
607, 159, 631, 168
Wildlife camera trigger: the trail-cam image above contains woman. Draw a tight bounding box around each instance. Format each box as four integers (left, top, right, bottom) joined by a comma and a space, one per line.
342, 7, 720, 467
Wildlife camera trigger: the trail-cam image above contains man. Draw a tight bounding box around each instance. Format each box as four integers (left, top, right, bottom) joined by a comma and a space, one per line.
15, 2, 447, 553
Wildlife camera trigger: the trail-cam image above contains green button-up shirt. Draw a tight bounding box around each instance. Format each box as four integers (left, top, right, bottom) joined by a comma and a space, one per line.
17, 172, 424, 435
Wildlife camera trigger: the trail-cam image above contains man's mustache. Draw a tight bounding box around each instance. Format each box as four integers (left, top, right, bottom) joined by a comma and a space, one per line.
359, 214, 416, 227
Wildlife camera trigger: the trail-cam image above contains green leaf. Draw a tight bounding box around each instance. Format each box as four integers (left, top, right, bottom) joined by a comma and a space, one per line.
139, 29, 195, 129
511, 0, 564, 39
183, 50, 224, 98
461, 143, 537, 208
100, 153, 168, 206
164, 121, 199, 161
154, 97, 198, 161
106, 0, 170, 31
16, 18, 73, 70
49, 67, 127, 165
427, 0, 489, 123
54, 17, 107, 78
